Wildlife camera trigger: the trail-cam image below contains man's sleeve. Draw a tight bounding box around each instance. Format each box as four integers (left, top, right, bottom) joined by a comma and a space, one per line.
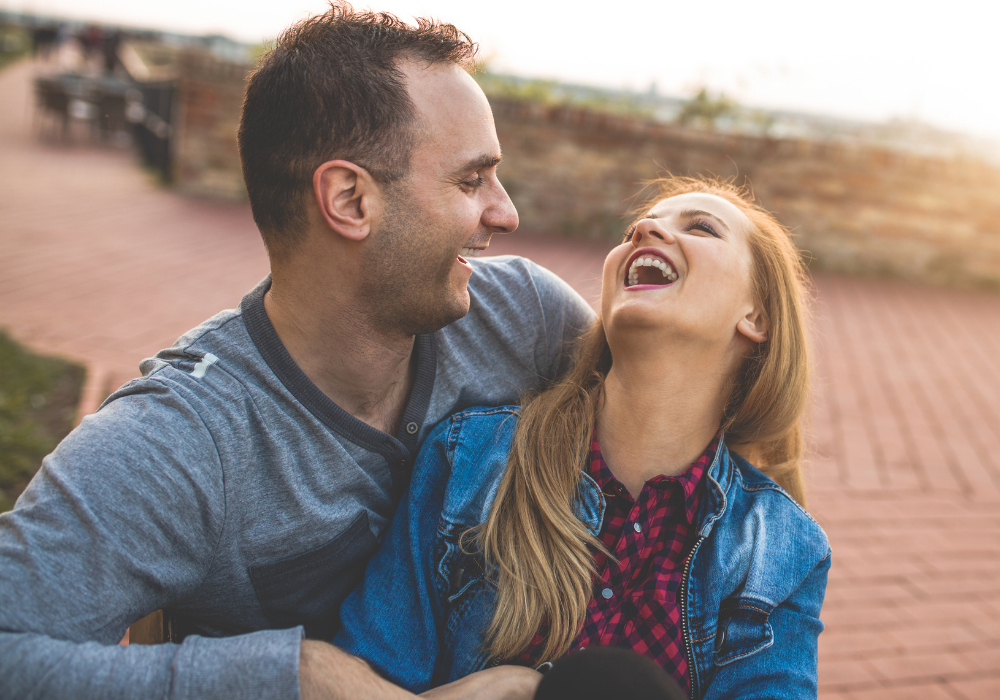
0, 379, 303, 700
526, 261, 598, 381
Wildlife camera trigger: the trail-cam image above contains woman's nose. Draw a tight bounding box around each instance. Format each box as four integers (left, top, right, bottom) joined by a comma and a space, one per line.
632, 220, 669, 247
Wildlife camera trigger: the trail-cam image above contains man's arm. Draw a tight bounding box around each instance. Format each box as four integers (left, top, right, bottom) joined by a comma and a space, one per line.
299, 642, 541, 700
300, 641, 412, 700
0, 383, 300, 699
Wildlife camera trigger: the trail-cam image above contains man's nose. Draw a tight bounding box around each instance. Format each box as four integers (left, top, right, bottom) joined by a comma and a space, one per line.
482, 180, 518, 234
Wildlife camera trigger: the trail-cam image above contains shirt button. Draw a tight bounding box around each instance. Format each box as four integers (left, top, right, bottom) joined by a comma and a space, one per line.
633, 522, 642, 533
601, 588, 614, 599
405, 422, 419, 435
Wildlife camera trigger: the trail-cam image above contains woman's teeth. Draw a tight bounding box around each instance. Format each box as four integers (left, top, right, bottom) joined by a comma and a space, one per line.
459, 248, 481, 258
627, 256, 678, 286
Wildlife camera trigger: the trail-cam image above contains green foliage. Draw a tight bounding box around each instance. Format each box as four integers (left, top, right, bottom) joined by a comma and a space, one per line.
0, 331, 84, 512
475, 71, 655, 120
249, 41, 273, 64
676, 88, 738, 129
0, 24, 29, 72
475, 72, 561, 105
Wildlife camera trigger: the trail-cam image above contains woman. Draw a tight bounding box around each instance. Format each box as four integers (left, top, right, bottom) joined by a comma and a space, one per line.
335, 177, 831, 699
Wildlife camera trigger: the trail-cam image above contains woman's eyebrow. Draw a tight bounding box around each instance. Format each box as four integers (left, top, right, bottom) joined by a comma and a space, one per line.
679, 209, 730, 232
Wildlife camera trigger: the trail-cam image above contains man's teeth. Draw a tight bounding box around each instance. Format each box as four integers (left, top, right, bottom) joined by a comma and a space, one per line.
627, 256, 678, 286
459, 248, 482, 258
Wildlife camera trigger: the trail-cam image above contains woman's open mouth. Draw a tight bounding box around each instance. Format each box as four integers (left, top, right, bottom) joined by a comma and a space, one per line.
625, 248, 679, 289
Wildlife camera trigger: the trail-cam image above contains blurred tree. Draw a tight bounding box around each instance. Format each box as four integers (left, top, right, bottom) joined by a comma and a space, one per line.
676, 88, 738, 129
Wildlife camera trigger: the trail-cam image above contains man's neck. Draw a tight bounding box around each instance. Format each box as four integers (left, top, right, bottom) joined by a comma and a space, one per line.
596, 342, 730, 497
263, 275, 416, 437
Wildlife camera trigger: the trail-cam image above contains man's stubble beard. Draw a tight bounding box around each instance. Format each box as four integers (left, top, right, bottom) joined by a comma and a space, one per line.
359, 184, 470, 337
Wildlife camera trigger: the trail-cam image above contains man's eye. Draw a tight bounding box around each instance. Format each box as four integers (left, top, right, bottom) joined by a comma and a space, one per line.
461, 175, 485, 189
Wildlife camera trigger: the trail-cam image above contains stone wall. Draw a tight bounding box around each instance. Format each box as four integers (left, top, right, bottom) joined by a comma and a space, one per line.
490, 98, 1000, 291
167, 62, 1000, 290
172, 51, 250, 200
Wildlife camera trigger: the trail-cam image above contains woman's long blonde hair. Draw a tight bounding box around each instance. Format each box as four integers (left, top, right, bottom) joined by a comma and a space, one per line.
473, 176, 812, 662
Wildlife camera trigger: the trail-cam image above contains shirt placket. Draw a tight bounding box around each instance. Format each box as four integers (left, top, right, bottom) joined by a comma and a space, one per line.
597, 488, 650, 646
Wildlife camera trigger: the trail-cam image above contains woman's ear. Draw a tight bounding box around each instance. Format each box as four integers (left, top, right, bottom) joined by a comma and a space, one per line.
737, 307, 768, 344
312, 160, 377, 242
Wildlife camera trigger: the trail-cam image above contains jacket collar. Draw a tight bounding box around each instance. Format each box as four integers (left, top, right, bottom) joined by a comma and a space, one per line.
575, 471, 605, 536
573, 435, 734, 538
697, 437, 733, 537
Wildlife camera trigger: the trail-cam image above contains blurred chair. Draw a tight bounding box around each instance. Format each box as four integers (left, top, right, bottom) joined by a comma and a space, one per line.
96, 85, 129, 142
34, 78, 70, 140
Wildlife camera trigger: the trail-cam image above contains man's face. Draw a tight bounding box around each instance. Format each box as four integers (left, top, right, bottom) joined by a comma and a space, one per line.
359, 61, 518, 336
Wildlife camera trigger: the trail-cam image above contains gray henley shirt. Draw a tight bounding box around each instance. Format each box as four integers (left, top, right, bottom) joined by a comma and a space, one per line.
0, 255, 595, 699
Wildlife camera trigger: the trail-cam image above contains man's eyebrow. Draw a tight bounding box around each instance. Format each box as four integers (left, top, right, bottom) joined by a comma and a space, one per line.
452, 154, 501, 175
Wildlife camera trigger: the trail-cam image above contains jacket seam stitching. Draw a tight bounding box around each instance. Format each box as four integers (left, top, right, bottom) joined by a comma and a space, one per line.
727, 603, 771, 616
715, 637, 774, 665
741, 481, 825, 530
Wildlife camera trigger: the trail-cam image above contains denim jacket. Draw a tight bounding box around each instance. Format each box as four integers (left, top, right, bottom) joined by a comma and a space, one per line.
335, 407, 831, 699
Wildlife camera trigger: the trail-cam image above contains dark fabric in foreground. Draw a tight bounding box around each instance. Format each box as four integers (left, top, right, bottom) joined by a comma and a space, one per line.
534, 646, 688, 700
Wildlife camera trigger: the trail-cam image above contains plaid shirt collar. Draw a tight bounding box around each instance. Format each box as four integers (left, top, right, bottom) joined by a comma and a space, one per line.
586, 429, 720, 524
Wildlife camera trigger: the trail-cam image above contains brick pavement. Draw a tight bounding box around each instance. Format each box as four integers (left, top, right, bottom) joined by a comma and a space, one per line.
2, 58, 999, 698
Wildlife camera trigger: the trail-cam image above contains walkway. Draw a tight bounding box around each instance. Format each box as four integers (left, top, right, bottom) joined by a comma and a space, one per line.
2, 58, 999, 699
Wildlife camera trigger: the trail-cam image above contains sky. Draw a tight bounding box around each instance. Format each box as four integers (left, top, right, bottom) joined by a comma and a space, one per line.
8, 0, 1000, 140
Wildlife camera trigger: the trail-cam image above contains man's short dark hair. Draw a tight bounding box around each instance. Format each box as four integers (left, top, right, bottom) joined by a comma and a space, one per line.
238, 2, 478, 259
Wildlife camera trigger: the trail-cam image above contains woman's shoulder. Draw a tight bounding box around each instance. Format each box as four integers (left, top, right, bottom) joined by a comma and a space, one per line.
419, 405, 521, 528
695, 448, 831, 617
725, 449, 831, 560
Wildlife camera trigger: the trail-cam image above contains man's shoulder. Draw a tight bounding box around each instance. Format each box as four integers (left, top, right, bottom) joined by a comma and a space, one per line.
466, 255, 589, 314
137, 306, 247, 378
457, 255, 594, 338
429, 256, 594, 404
96, 305, 265, 435
469, 255, 579, 296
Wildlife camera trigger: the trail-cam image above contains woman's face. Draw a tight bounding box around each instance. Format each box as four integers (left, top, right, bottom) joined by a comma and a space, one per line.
600, 192, 766, 353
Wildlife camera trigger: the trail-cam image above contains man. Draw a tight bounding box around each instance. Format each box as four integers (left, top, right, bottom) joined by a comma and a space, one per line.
0, 5, 594, 699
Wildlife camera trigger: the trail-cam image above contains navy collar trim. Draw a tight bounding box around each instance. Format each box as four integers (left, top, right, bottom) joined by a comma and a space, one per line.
240, 276, 437, 460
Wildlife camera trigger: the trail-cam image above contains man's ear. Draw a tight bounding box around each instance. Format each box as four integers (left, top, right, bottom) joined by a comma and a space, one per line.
313, 160, 378, 242
736, 306, 768, 344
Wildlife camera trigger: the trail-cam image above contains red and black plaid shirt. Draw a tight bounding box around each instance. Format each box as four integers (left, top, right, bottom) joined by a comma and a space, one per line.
518, 431, 717, 694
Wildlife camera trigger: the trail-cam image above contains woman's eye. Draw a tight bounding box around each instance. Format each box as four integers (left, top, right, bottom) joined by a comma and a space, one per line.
689, 220, 720, 237
623, 224, 637, 242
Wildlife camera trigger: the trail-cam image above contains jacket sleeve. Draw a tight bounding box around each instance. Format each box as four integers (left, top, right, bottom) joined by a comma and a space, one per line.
0, 383, 303, 700
702, 551, 831, 700
334, 418, 454, 693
